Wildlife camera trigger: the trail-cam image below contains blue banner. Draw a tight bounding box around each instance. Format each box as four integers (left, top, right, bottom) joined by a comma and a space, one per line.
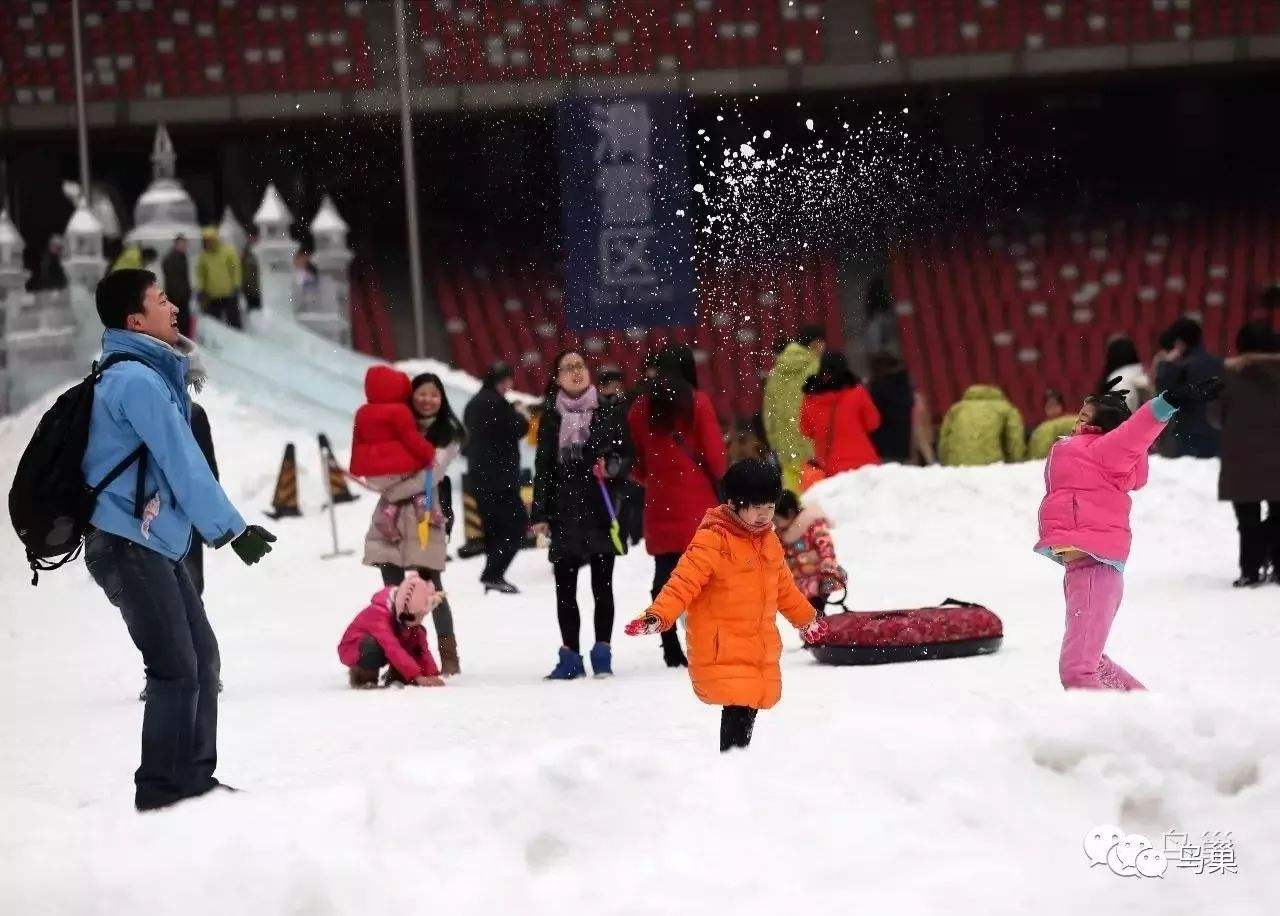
557, 93, 697, 331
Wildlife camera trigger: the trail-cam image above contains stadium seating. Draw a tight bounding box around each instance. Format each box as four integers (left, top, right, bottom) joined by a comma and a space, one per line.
415, 0, 826, 84
433, 250, 842, 421
890, 203, 1280, 419
875, 0, 1280, 60
2, 0, 373, 104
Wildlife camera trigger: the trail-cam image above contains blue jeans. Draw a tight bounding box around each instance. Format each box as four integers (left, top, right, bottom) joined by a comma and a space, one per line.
85, 529, 220, 810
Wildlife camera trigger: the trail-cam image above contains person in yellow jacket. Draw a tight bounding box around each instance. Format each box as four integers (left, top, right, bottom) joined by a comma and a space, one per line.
196, 228, 243, 329
937, 383, 1027, 466
111, 244, 156, 273
1027, 389, 1078, 460
762, 325, 825, 491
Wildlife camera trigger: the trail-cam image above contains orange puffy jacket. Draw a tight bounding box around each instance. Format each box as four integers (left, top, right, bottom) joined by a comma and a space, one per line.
648, 506, 817, 709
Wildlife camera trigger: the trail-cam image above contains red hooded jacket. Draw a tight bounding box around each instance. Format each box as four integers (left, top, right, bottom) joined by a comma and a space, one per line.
800, 386, 882, 475
337, 586, 440, 680
350, 366, 436, 477
628, 390, 728, 556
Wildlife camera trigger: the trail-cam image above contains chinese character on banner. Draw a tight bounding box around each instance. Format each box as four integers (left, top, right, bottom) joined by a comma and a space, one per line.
593, 102, 652, 163
601, 227, 657, 286
598, 163, 654, 226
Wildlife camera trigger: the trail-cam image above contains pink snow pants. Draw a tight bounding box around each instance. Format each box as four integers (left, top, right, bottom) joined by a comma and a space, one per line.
1059, 557, 1145, 691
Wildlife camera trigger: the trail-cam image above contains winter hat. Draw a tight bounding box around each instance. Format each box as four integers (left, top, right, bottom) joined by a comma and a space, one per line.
394, 572, 436, 621
722, 458, 783, 510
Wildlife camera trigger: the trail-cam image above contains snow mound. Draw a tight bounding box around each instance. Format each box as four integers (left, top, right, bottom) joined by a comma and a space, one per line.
2, 394, 1278, 914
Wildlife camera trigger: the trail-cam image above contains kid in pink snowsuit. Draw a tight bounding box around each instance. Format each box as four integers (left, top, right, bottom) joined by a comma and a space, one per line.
338, 572, 445, 688
1035, 377, 1222, 690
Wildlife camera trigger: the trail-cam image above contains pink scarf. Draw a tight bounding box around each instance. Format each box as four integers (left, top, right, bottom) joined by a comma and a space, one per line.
555, 386, 598, 459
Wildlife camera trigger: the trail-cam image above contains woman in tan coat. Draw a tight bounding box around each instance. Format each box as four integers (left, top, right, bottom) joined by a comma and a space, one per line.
362, 373, 466, 674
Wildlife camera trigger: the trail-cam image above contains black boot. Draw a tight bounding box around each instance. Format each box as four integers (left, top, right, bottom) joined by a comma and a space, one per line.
661, 629, 688, 668
720, 705, 758, 752
1236, 521, 1267, 588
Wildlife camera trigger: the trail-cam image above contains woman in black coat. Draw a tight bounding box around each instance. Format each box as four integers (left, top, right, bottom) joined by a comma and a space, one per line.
1218, 322, 1280, 586
531, 349, 632, 680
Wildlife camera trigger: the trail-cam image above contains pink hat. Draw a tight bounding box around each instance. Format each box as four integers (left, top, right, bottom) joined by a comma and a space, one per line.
394, 572, 436, 619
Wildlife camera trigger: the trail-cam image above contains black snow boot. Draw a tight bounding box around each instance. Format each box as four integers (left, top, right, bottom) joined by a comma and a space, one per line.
720, 705, 758, 752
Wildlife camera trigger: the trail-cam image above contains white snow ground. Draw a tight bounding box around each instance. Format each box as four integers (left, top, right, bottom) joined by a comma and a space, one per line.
2, 379, 1278, 916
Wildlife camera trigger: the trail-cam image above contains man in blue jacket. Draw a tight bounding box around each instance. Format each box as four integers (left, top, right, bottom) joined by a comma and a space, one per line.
83, 268, 276, 812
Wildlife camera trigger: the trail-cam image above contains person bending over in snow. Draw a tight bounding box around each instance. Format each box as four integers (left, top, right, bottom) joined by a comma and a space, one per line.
773, 490, 843, 616
625, 459, 829, 751
339, 572, 446, 688
1035, 375, 1223, 691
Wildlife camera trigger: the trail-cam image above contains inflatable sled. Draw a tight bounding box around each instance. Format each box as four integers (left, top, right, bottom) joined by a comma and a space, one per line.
807, 599, 1002, 666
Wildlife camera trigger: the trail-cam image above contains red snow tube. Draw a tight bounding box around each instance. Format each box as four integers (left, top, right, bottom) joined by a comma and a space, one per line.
808, 598, 1003, 666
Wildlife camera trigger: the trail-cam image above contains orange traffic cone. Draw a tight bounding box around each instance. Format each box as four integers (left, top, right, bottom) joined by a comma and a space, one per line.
317, 433, 359, 505
264, 443, 302, 519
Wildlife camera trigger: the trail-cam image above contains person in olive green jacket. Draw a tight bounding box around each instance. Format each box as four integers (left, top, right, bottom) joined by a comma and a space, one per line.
196, 227, 243, 329
1027, 389, 1078, 460
762, 325, 826, 491
938, 383, 1027, 466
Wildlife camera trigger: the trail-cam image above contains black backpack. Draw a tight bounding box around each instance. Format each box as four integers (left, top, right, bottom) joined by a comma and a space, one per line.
8, 354, 151, 585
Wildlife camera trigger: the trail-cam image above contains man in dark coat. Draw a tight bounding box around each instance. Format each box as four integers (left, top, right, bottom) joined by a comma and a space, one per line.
163, 236, 194, 337
1154, 317, 1225, 458
867, 351, 914, 464
462, 362, 529, 593
1217, 322, 1280, 586
28, 235, 68, 291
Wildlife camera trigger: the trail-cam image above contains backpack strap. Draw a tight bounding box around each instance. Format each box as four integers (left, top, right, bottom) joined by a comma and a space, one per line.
91, 352, 152, 518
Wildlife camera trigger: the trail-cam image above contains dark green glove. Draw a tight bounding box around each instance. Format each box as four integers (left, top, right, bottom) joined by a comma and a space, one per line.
1162, 377, 1224, 409
231, 525, 276, 566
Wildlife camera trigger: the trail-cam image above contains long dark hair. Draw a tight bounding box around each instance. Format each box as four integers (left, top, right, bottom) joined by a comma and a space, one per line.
643, 345, 697, 430
802, 351, 860, 395
1097, 336, 1141, 395
410, 373, 465, 447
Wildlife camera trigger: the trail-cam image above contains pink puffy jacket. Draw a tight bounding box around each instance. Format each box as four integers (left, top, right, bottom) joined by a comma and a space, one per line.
1034, 398, 1175, 569
337, 587, 440, 681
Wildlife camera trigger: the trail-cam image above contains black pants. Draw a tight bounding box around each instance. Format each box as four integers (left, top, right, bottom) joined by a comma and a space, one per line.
379, 565, 454, 638
1233, 501, 1280, 576
553, 553, 616, 654
183, 541, 205, 597
653, 552, 685, 659
244, 292, 262, 312
85, 530, 220, 810
720, 706, 758, 752
473, 485, 527, 583
204, 295, 242, 329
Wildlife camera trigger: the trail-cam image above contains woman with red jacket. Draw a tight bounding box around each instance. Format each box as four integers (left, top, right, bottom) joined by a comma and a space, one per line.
627, 345, 728, 667
800, 351, 882, 478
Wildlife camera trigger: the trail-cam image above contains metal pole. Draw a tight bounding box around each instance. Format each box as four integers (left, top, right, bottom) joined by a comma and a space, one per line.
393, 0, 427, 359
71, 0, 91, 200
319, 440, 352, 560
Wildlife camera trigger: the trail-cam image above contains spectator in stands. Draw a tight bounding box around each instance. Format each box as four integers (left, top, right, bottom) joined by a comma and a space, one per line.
242, 231, 262, 312
628, 344, 727, 668
1028, 389, 1078, 460
800, 351, 881, 483
1152, 317, 1224, 458
196, 227, 244, 329
1096, 336, 1151, 412
360, 373, 465, 675
462, 362, 529, 594
763, 324, 825, 492
1217, 322, 1280, 587
867, 351, 914, 463
937, 384, 1026, 467
162, 236, 193, 338
531, 350, 632, 680
28, 234, 68, 292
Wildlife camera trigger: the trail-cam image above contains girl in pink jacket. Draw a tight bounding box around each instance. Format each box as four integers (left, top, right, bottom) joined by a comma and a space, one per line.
338, 572, 446, 688
1035, 377, 1222, 690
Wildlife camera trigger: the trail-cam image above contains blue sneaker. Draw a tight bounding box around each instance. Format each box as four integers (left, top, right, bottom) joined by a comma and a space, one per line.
589, 642, 613, 678
545, 647, 585, 681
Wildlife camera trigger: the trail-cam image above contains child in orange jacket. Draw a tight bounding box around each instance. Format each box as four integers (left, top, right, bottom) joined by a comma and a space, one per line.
625, 459, 829, 751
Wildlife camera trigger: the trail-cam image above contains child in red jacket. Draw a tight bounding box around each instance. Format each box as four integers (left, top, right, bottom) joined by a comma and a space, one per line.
773, 490, 843, 614
338, 572, 446, 688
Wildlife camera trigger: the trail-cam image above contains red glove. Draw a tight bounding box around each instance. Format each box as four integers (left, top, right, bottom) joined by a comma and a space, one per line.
799, 617, 829, 645
625, 614, 663, 636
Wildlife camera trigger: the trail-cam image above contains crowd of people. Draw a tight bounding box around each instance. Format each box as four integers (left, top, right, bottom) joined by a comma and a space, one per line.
61, 262, 1279, 809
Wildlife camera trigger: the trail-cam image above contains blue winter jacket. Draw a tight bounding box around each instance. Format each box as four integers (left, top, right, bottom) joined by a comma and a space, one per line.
82, 329, 245, 560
